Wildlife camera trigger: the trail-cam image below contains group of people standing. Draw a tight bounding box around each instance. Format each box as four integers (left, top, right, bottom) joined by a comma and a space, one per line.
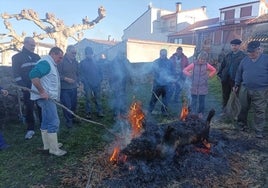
0, 37, 132, 155
0, 36, 267, 153
148, 47, 216, 119
218, 39, 268, 139
149, 39, 267, 139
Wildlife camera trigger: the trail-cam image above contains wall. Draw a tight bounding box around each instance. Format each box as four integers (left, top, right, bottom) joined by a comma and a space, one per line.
125, 39, 195, 63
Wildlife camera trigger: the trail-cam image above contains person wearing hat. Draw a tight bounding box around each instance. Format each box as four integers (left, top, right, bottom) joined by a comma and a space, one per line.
234, 41, 268, 138
217, 39, 246, 116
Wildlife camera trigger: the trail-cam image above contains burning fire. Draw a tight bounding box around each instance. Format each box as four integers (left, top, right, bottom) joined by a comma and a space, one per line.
109, 146, 120, 164
195, 139, 212, 154
128, 100, 145, 138
180, 102, 189, 121
109, 101, 145, 164
109, 146, 127, 164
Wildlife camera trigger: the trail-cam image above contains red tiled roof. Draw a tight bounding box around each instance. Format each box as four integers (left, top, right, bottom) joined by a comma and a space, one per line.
85, 38, 118, 45
169, 17, 219, 36
246, 13, 268, 24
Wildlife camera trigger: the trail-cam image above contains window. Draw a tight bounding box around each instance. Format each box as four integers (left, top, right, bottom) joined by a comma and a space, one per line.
240, 6, 252, 18
224, 9, 235, 24
174, 38, 182, 44
214, 30, 222, 45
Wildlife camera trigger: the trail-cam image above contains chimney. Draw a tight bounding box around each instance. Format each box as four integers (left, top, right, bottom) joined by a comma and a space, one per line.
176, 2, 182, 13
201, 6, 207, 13
148, 2, 152, 10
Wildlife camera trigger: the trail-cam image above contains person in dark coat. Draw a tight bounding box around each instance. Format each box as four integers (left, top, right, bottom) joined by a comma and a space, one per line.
169, 46, 189, 103
148, 49, 174, 116
79, 47, 104, 119
217, 39, 246, 115
12, 37, 41, 139
108, 51, 132, 119
234, 41, 268, 138
57, 45, 79, 128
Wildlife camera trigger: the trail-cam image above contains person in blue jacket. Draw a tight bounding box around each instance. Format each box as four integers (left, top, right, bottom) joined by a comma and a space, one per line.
0, 87, 9, 150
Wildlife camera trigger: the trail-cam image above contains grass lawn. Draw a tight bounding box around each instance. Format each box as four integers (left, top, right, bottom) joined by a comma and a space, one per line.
0, 77, 267, 187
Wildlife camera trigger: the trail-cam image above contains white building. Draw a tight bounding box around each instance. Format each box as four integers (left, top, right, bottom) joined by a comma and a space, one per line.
0, 42, 53, 65
219, 0, 268, 25
122, 2, 208, 42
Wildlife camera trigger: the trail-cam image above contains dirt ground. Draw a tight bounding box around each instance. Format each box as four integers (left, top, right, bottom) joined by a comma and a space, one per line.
59, 112, 267, 188
59, 87, 268, 187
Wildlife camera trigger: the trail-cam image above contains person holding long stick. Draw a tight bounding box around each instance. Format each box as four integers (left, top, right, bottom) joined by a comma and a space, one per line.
148, 49, 174, 116
29, 47, 67, 156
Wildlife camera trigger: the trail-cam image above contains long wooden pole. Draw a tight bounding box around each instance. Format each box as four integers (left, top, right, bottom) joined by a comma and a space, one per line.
11, 84, 118, 137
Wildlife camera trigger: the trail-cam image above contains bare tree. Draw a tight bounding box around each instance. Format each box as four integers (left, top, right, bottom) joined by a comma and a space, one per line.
0, 6, 106, 51
0, 19, 27, 52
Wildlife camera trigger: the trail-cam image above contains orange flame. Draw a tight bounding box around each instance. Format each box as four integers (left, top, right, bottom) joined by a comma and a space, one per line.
109, 146, 127, 164
195, 139, 211, 154
109, 100, 144, 164
180, 103, 189, 121
202, 139, 211, 149
109, 146, 120, 164
128, 101, 145, 138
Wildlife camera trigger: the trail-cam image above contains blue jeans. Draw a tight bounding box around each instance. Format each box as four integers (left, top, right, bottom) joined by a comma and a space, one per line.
111, 89, 127, 116
37, 99, 60, 133
0, 132, 7, 149
60, 88, 77, 123
191, 94, 205, 114
84, 85, 103, 114
173, 82, 181, 102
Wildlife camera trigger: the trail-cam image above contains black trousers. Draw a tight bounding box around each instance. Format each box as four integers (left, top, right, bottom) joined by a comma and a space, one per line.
221, 77, 235, 110
22, 90, 41, 131
149, 85, 171, 113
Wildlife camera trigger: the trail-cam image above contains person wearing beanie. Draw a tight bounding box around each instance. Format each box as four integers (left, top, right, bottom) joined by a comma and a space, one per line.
217, 39, 246, 116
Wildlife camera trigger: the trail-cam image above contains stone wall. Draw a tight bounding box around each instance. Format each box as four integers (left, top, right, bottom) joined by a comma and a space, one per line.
0, 66, 21, 125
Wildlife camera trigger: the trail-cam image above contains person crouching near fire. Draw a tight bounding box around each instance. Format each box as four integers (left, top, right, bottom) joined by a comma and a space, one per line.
183, 51, 216, 119
30, 47, 67, 156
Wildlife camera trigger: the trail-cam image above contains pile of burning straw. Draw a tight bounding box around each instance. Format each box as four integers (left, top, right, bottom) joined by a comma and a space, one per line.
60, 101, 267, 188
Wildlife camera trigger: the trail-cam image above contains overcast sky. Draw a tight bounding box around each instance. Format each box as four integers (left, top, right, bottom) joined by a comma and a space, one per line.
0, 0, 262, 43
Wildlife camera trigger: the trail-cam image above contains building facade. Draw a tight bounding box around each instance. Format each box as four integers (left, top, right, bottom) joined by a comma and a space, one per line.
168, 0, 268, 60
122, 2, 208, 42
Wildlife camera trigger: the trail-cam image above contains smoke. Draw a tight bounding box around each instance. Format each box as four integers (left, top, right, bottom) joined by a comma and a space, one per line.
182, 77, 192, 105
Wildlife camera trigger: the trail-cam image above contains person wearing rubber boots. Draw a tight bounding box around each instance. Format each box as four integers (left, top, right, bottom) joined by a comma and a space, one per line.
30, 47, 67, 156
